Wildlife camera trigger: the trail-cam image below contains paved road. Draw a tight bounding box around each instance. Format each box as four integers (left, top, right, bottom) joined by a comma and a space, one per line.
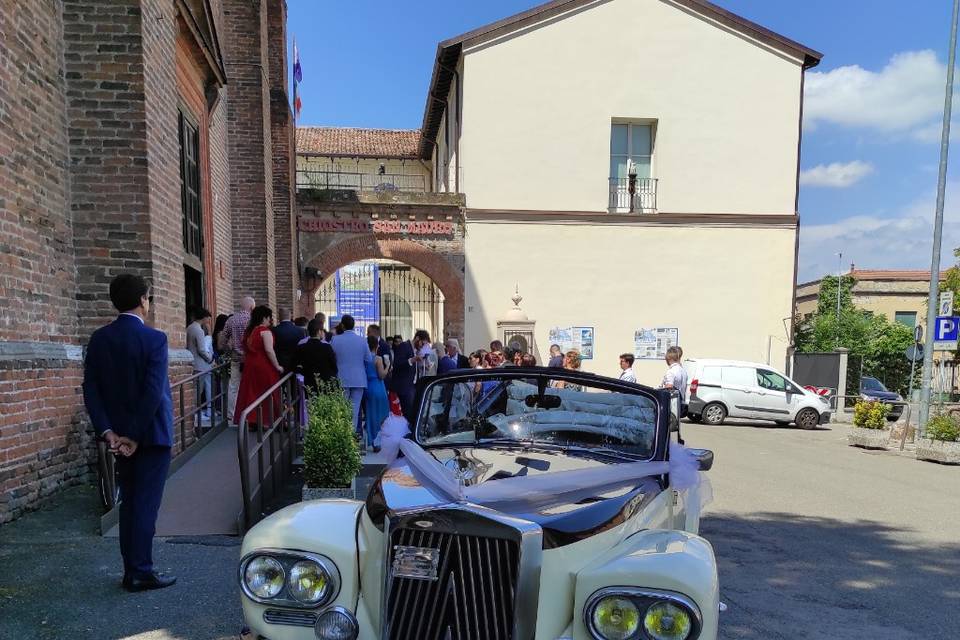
2, 422, 957, 639
0, 486, 243, 640
688, 420, 960, 640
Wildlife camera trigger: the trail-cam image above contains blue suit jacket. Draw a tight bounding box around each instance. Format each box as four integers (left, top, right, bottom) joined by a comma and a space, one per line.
82, 314, 174, 448
331, 331, 372, 389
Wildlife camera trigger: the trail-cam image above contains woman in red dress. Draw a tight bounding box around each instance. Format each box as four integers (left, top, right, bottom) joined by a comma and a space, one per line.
234, 306, 284, 428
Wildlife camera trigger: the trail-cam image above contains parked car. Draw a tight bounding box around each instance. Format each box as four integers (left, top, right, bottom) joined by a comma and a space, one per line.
684, 359, 831, 429
239, 367, 719, 640
859, 376, 904, 421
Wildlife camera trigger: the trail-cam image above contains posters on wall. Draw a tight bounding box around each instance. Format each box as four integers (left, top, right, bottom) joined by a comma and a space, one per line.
336, 263, 379, 335
548, 326, 595, 360
634, 327, 679, 360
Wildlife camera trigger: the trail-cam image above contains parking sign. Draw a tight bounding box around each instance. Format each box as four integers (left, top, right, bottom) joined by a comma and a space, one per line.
934, 315, 959, 351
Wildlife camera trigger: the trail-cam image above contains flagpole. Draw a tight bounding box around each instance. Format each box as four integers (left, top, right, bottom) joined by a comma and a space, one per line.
292, 36, 297, 130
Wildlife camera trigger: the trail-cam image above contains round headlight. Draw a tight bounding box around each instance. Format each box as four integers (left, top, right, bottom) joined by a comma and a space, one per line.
590, 595, 640, 640
288, 559, 333, 605
314, 606, 358, 640
644, 600, 694, 640
244, 556, 285, 599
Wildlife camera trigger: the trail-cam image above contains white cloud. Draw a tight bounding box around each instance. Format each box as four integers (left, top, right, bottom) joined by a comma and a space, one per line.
804, 50, 948, 138
799, 161, 874, 188
799, 182, 960, 281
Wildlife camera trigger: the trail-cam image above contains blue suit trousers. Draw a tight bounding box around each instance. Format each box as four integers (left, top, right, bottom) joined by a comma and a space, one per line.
116, 446, 171, 578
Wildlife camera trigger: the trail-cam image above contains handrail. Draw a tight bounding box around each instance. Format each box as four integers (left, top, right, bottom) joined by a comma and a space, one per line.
236, 372, 304, 533
172, 362, 230, 454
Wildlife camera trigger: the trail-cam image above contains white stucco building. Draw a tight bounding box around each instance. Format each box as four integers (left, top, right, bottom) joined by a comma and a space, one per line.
295, 0, 822, 382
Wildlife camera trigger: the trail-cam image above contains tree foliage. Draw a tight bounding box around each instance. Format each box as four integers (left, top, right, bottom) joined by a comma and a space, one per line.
795, 275, 917, 394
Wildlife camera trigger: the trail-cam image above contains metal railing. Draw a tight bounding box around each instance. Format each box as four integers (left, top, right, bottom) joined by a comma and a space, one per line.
237, 372, 304, 533
608, 177, 657, 213
97, 363, 230, 512
296, 169, 427, 193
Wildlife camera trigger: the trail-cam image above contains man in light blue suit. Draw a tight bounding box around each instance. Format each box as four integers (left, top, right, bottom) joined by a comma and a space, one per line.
330, 314, 371, 436
83, 274, 176, 592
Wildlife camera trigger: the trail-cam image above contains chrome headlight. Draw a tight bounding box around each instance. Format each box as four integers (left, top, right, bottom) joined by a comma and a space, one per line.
585, 588, 702, 640
239, 550, 340, 608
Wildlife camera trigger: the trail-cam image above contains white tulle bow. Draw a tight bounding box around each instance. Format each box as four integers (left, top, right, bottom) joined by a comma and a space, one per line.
378, 416, 712, 515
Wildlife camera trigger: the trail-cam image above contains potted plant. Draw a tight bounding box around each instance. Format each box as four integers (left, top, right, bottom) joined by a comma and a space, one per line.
302, 381, 362, 500
847, 400, 891, 449
916, 413, 960, 464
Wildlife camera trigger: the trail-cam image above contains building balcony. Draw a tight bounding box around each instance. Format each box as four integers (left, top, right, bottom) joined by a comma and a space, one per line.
608, 177, 658, 213
296, 169, 427, 193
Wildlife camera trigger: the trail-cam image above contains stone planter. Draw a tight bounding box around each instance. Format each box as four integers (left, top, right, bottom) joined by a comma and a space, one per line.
302, 477, 357, 501
847, 426, 890, 450
916, 439, 960, 464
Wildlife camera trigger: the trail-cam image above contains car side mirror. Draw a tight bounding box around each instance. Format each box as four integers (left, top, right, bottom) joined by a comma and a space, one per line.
687, 448, 714, 471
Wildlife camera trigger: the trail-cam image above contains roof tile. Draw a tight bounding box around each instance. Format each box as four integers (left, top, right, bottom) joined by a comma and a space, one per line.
296, 127, 421, 158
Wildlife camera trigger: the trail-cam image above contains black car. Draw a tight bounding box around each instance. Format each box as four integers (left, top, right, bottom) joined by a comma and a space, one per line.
859, 376, 904, 421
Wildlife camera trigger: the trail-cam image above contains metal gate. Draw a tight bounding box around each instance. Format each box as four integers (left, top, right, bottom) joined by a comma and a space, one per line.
316, 261, 444, 340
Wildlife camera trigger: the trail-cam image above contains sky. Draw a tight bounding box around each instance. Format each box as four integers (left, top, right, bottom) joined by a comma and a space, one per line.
287, 0, 960, 282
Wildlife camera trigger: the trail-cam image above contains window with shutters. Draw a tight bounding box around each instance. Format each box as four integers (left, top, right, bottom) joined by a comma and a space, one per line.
179, 109, 202, 260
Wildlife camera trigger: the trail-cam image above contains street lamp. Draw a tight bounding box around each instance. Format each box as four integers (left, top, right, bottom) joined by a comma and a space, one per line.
836, 251, 842, 348
920, 0, 960, 430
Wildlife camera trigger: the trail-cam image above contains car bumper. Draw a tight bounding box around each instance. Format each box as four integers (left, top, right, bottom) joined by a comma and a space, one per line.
687, 397, 706, 415
819, 411, 831, 425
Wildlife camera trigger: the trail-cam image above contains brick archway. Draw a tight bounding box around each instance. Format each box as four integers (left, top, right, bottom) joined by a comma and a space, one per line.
302, 236, 465, 340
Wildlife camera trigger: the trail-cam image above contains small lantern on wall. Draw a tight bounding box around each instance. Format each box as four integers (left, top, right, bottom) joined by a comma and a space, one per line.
497, 285, 539, 362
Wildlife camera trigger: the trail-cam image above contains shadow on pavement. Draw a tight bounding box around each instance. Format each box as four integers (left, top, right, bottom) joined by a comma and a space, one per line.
703, 511, 960, 640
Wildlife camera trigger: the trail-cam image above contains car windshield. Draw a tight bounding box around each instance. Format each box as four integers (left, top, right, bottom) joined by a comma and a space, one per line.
416, 372, 659, 459
862, 377, 887, 392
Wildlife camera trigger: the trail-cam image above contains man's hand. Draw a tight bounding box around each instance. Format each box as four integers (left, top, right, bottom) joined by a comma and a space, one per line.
116, 437, 138, 457
104, 431, 122, 453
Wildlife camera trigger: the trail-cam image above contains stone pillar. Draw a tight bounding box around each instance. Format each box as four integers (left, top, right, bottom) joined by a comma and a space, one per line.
836, 347, 849, 403
267, 0, 297, 314
222, 0, 276, 308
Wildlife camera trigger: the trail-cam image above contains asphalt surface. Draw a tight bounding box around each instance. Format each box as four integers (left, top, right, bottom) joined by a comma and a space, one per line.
688, 419, 960, 640
1, 422, 957, 639
0, 485, 244, 640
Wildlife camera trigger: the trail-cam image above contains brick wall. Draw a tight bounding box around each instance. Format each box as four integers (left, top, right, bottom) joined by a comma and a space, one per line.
223, 0, 276, 308
140, 0, 187, 345
268, 0, 297, 314
62, 0, 156, 340
209, 89, 235, 314
0, 0, 77, 344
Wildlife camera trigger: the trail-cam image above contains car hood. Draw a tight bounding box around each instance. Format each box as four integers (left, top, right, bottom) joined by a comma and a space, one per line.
862, 389, 899, 400
364, 445, 663, 549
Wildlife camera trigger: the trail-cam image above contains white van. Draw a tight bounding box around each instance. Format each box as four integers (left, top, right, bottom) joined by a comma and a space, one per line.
684, 359, 831, 429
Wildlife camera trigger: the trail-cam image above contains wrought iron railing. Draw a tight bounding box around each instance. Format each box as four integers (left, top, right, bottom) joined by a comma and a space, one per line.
296, 169, 427, 193
608, 177, 658, 213
237, 372, 303, 533
97, 363, 230, 511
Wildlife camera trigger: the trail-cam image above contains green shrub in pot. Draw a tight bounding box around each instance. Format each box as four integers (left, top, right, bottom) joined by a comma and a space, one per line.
925, 414, 960, 443
303, 381, 361, 488
853, 400, 891, 430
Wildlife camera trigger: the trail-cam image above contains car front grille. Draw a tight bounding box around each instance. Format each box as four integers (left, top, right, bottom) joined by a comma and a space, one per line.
262, 608, 318, 627
384, 522, 522, 639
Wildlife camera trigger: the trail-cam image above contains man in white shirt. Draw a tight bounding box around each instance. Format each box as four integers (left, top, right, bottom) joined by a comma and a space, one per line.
660, 346, 689, 409
618, 353, 637, 383
186, 307, 214, 422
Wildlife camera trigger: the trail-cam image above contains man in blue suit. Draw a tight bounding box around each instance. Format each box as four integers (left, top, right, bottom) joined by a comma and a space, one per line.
330, 314, 371, 436
83, 274, 176, 592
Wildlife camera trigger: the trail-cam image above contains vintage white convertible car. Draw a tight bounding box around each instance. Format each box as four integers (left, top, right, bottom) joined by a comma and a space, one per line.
239, 367, 718, 640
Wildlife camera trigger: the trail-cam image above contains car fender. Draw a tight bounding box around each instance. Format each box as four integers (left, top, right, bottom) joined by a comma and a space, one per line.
240, 499, 364, 637
572, 528, 719, 640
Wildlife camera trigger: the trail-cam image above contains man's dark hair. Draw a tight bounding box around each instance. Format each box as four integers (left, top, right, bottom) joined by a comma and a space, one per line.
307, 319, 322, 338
414, 329, 431, 342
503, 346, 517, 361
620, 353, 635, 366
192, 307, 211, 321
109, 274, 149, 313
367, 323, 381, 336
294, 316, 308, 327
340, 314, 355, 331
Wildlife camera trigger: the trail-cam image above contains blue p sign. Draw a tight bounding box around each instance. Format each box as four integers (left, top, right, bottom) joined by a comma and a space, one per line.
935, 316, 960, 341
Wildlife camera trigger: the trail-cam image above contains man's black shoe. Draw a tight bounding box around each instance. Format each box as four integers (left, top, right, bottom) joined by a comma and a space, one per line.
122, 573, 177, 592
